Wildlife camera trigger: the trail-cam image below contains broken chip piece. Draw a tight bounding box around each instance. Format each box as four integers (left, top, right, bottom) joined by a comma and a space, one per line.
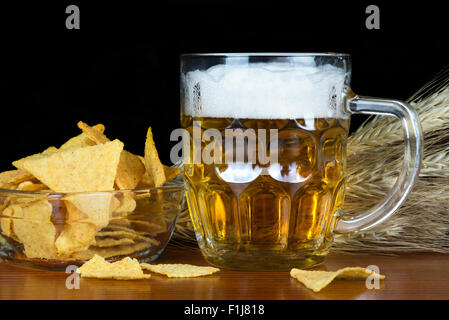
76, 254, 151, 280
140, 263, 220, 278
290, 267, 386, 292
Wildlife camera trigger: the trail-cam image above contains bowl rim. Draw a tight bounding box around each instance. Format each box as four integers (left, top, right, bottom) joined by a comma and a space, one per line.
0, 181, 185, 198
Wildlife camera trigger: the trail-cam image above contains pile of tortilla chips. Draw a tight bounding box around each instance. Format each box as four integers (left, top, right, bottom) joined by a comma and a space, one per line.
0, 122, 180, 261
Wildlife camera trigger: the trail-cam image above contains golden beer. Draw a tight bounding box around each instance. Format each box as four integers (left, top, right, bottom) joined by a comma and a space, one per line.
181, 53, 423, 270
182, 115, 349, 270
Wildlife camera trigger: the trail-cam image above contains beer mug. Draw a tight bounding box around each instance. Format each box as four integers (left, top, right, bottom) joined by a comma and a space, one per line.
180, 53, 422, 270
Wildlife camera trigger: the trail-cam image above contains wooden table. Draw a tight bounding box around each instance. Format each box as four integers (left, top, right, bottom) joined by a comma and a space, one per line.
1, 247, 448, 300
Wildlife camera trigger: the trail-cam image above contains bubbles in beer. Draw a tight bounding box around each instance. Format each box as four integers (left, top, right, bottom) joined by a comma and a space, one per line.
184, 61, 347, 119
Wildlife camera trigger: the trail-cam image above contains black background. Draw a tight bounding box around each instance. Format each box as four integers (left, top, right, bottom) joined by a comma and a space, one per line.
1, 0, 448, 169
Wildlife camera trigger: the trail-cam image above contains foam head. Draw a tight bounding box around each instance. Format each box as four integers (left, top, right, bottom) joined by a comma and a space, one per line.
182, 59, 348, 119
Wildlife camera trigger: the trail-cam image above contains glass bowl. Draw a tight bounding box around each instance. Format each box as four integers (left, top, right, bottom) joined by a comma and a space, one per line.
0, 178, 186, 270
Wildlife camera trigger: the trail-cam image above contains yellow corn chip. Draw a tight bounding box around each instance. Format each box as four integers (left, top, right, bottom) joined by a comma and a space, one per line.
0, 203, 15, 238
59, 124, 105, 151
0, 170, 35, 188
107, 217, 131, 226
64, 194, 112, 227
138, 171, 153, 188
106, 224, 140, 234
12, 147, 59, 170
164, 166, 181, 181
144, 127, 166, 188
71, 241, 152, 261
116, 151, 146, 189
55, 195, 113, 255
112, 192, 136, 217
129, 219, 166, 235
16, 181, 48, 191
17, 140, 123, 192
0, 234, 7, 246
109, 196, 121, 212
76, 254, 151, 280
93, 237, 134, 248
55, 222, 98, 256
140, 263, 220, 278
77, 121, 145, 189
96, 230, 159, 244
10, 200, 58, 259
290, 267, 386, 292
137, 155, 179, 188
108, 216, 166, 233
77, 121, 109, 144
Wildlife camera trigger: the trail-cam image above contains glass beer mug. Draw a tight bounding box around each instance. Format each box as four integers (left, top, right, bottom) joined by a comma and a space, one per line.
180, 53, 422, 270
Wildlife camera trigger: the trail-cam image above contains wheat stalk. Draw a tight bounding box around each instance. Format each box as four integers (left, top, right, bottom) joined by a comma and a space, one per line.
333, 66, 449, 253
171, 66, 449, 253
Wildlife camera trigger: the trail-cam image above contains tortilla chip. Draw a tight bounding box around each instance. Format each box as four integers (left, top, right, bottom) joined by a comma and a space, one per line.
96, 230, 159, 244
0, 203, 15, 238
144, 127, 166, 187
140, 263, 219, 278
59, 124, 105, 151
0, 234, 7, 246
10, 200, 58, 259
12, 147, 59, 171
106, 224, 141, 234
93, 237, 134, 248
290, 267, 386, 292
16, 181, 47, 191
55, 195, 113, 255
137, 154, 179, 187
107, 216, 167, 235
77, 122, 145, 190
17, 140, 123, 192
107, 217, 131, 227
77, 121, 109, 144
111, 192, 136, 217
55, 222, 98, 256
116, 151, 146, 189
76, 254, 151, 280
129, 219, 166, 235
0, 170, 35, 188
138, 171, 153, 188
109, 196, 121, 212
164, 166, 181, 181
71, 241, 152, 260
64, 194, 112, 226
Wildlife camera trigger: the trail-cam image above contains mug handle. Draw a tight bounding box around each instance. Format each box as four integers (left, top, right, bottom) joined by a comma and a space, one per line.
334, 90, 423, 233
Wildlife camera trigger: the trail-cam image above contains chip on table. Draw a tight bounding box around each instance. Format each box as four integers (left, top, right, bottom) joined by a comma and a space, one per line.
76, 254, 151, 280
140, 263, 220, 278
290, 267, 386, 292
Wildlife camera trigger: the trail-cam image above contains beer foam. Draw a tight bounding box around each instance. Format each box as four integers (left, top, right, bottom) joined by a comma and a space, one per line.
183, 61, 348, 119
